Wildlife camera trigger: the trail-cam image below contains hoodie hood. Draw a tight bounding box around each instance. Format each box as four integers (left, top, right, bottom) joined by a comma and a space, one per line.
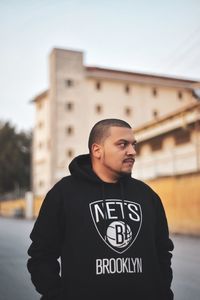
69, 154, 101, 183
69, 154, 131, 184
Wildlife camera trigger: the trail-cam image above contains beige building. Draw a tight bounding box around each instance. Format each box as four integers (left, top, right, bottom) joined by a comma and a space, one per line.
133, 101, 200, 180
32, 48, 199, 196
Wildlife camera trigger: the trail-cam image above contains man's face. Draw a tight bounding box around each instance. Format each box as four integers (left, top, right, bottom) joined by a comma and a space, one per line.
98, 126, 137, 179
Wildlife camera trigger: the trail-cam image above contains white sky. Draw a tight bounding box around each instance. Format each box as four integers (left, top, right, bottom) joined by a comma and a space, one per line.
0, 0, 200, 131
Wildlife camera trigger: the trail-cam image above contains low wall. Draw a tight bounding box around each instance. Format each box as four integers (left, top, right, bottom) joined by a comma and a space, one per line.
0, 198, 26, 218
0, 196, 43, 219
0, 173, 200, 235
33, 197, 43, 217
147, 172, 200, 235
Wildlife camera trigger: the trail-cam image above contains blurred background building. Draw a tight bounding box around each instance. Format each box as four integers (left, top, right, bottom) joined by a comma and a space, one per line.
32, 48, 200, 193
1, 48, 199, 235
29, 48, 200, 235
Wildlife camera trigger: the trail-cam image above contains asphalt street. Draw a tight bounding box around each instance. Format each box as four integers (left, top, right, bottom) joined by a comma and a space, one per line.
0, 217, 199, 300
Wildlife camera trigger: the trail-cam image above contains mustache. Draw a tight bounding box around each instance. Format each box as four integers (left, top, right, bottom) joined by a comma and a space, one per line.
123, 157, 135, 163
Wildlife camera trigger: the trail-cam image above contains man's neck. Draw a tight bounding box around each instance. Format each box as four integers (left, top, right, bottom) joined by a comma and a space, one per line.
92, 163, 119, 183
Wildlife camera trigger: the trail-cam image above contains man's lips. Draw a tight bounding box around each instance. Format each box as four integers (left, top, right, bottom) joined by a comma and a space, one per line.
123, 158, 135, 164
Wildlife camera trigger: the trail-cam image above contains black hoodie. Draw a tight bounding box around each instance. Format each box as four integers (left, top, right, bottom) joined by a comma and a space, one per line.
27, 154, 174, 300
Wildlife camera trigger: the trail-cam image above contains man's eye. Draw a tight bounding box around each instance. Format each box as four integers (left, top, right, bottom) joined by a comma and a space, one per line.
119, 143, 126, 148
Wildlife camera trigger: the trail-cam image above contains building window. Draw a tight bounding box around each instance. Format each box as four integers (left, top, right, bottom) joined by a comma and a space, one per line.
38, 121, 44, 129
134, 142, 142, 155
65, 79, 74, 87
150, 137, 162, 151
125, 85, 130, 94
37, 102, 43, 110
65, 102, 74, 111
153, 109, 159, 119
178, 91, 183, 100
38, 180, 44, 187
66, 149, 74, 158
96, 81, 101, 90
66, 126, 74, 135
38, 142, 43, 149
95, 104, 103, 114
174, 129, 190, 145
125, 107, 132, 117
152, 88, 157, 97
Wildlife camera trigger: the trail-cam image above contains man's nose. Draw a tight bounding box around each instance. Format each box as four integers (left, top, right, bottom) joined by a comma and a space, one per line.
127, 144, 136, 155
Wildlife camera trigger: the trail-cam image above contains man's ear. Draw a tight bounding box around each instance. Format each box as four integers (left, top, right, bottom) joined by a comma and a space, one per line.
91, 143, 102, 159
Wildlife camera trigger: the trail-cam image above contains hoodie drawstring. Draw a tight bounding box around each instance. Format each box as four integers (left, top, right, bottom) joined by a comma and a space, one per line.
102, 184, 108, 240
102, 181, 128, 241
120, 181, 128, 239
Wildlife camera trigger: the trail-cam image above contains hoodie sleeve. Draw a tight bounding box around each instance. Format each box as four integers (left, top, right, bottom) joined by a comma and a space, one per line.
27, 184, 64, 300
154, 193, 174, 300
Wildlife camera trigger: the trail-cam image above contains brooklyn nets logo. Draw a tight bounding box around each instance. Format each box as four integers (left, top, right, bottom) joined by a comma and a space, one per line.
89, 199, 142, 254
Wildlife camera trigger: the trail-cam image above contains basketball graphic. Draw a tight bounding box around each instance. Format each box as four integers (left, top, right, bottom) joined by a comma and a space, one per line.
90, 199, 142, 253
106, 221, 132, 248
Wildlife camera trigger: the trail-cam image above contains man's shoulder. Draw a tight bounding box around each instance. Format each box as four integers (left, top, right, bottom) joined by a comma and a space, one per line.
43, 175, 75, 200
53, 175, 74, 189
129, 176, 148, 188
129, 177, 157, 195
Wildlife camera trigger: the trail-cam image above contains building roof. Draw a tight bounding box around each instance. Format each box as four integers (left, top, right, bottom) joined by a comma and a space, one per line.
32, 66, 200, 103
31, 90, 48, 103
134, 102, 200, 142
86, 66, 199, 89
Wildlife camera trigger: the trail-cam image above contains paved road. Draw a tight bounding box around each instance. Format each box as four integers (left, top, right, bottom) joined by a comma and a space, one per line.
0, 217, 200, 300
171, 234, 200, 300
0, 217, 38, 300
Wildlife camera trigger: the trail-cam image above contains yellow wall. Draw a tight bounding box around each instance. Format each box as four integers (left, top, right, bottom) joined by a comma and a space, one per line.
0, 197, 43, 218
147, 172, 200, 235
0, 173, 200, 235
33, 197, 43, 217
0, 198, 26, 217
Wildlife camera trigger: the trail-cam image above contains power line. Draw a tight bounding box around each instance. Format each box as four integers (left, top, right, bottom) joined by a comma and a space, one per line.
154, 25, 200, 74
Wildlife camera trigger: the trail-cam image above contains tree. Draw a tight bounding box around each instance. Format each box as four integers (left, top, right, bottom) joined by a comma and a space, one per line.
0, 121, 32, 195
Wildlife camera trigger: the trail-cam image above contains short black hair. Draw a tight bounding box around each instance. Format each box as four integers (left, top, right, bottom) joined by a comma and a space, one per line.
88, 118, 132, 153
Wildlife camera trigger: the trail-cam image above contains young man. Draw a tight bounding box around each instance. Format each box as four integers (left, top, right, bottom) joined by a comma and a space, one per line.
27, 119, 174, 300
